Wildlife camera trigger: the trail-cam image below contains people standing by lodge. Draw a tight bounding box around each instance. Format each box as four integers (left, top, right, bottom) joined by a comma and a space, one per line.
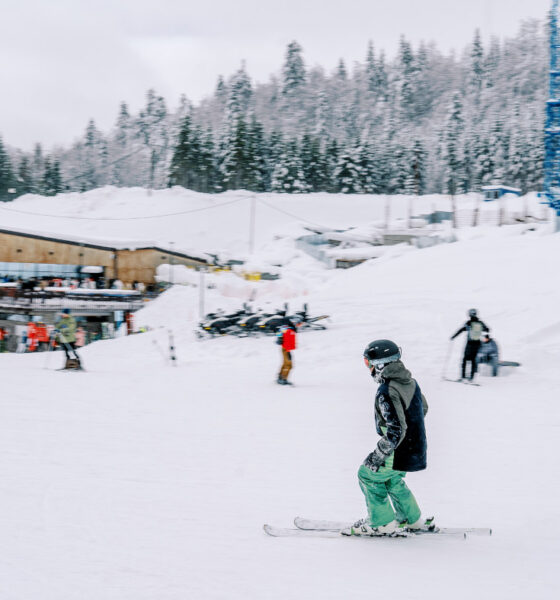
134, 281, 146, 294
26, 320, 38, 352
75, 327, 86, 348
450, 309, 490, 381
16, 327, 27, 353
36, 321, 50, 351
0, 326, 7, 352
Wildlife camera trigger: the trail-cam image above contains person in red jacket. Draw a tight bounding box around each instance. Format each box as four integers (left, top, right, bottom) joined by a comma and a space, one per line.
27, 321, 38, 352
35, 322, 50, 351
276, 318, 297, 385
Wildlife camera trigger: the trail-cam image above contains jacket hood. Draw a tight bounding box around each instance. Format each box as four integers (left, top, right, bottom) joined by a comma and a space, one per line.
380, 360, 412, 384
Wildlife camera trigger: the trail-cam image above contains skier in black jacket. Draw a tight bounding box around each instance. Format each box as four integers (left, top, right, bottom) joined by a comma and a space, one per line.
450, 309, 490, 381
342, 340, 434, 537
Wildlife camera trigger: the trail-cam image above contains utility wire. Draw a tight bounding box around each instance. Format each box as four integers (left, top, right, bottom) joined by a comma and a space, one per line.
0, 196, 245, 221
257, 198, 333, 230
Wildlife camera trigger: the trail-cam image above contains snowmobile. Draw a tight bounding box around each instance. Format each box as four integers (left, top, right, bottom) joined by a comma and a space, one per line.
198, 306, 250, 337
255, 303, 290, 334
291, 303, 329, 331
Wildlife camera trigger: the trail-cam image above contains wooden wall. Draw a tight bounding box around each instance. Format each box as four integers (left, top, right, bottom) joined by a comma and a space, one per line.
116, 249, 206, 284
0, 232, 207, 285
0, 232, 117, 278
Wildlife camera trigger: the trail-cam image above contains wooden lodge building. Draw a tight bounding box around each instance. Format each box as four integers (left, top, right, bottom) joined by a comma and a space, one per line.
0, 227, 208, 286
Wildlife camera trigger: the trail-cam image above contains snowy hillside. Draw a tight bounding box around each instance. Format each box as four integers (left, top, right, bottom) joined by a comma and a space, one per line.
1, 190, 559, 599
0, 186, 548, 264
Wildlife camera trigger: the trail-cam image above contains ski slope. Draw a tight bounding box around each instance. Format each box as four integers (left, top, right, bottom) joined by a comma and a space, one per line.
0, 191, 559, 599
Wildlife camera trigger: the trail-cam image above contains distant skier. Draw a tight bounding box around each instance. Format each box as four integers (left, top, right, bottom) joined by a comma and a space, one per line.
55, 308, 82, 370
276, 318, 297, 385
342, 340, 433, 537
450, 309, 490, 381
476, 333, 499, 377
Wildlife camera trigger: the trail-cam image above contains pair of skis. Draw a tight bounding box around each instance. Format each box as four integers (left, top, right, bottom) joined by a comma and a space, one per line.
264, 517, 492, 539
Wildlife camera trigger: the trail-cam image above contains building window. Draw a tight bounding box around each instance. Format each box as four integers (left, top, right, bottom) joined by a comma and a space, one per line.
0, 262, 80, 280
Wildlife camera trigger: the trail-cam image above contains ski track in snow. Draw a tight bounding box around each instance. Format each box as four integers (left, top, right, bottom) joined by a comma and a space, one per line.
0, 190, 559, 599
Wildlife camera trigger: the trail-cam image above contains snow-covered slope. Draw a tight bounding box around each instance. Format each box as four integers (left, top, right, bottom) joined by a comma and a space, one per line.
0, 192, 559, 599
0, 186, 547, 263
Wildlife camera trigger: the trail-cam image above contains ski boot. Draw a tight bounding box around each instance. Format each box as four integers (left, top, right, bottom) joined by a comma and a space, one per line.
341, 518, 402, 537
400, 516, 438, 533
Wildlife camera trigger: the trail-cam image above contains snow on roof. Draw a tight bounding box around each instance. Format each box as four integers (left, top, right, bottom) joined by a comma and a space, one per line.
481, 185, 522, 193
0, 225, 210, 262
324, 246, 386, 260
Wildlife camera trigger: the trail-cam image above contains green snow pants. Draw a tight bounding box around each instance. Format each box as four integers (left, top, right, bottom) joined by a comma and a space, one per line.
357, 463, 421, 527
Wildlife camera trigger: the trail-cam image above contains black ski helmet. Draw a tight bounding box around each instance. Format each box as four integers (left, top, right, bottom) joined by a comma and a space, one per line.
363, 339, 401, 369
468, 308, 478, 318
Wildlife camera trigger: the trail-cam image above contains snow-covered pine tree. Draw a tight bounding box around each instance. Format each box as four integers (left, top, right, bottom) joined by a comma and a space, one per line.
115, 102, 132, 148
334, 144, 362, 193
110, 102, 135, 186
410, 139, 427, 195
398, 36, 418, 121
507, 118, 530, 192
219, 115, 251, 190
42, 156, 64, 196
484, 37, 501, 89
227, 63, 253, 118
271, 138, 309, 193
376, 51, 389, 102
137, 89, 170, 190
336, 58, 348, 81
470, 29, 485, 100
30, 144, 44, 193
16, 156, 34, 196
356, 141, 376, 193
282, 41, 306, 97
0, 135, 15, 201
324, 138, 340, 192
215, 75, 227, 105
443, 92, 465, 195
365, 41, 377, 94
245, 116, 267, 192
473, 132, 494, 188
197, 127, 217, 193
168, 114, 199, 189
488, 118, 507, 185
74, 119, 106, 191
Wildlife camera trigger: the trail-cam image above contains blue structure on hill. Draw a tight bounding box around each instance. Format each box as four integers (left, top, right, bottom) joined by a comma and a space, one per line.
544, 0, 560, 228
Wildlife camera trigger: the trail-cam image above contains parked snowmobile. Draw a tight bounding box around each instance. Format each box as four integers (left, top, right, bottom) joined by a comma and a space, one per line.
256, 304, 290, 334
293, 303, 330, 331
198, 305, 250, 337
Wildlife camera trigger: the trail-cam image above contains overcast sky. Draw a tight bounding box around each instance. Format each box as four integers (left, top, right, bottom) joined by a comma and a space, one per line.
0, 0, 551, 151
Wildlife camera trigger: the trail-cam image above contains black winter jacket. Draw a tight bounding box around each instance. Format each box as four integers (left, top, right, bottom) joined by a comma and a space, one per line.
374, 361, 428, 472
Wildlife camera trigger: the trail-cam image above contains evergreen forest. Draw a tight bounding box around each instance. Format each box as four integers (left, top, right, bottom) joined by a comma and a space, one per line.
0, 19, 547, 201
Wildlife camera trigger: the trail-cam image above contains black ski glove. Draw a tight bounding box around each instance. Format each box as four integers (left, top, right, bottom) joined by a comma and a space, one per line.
363, 437, 394, 472
363, 448, 388, 472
